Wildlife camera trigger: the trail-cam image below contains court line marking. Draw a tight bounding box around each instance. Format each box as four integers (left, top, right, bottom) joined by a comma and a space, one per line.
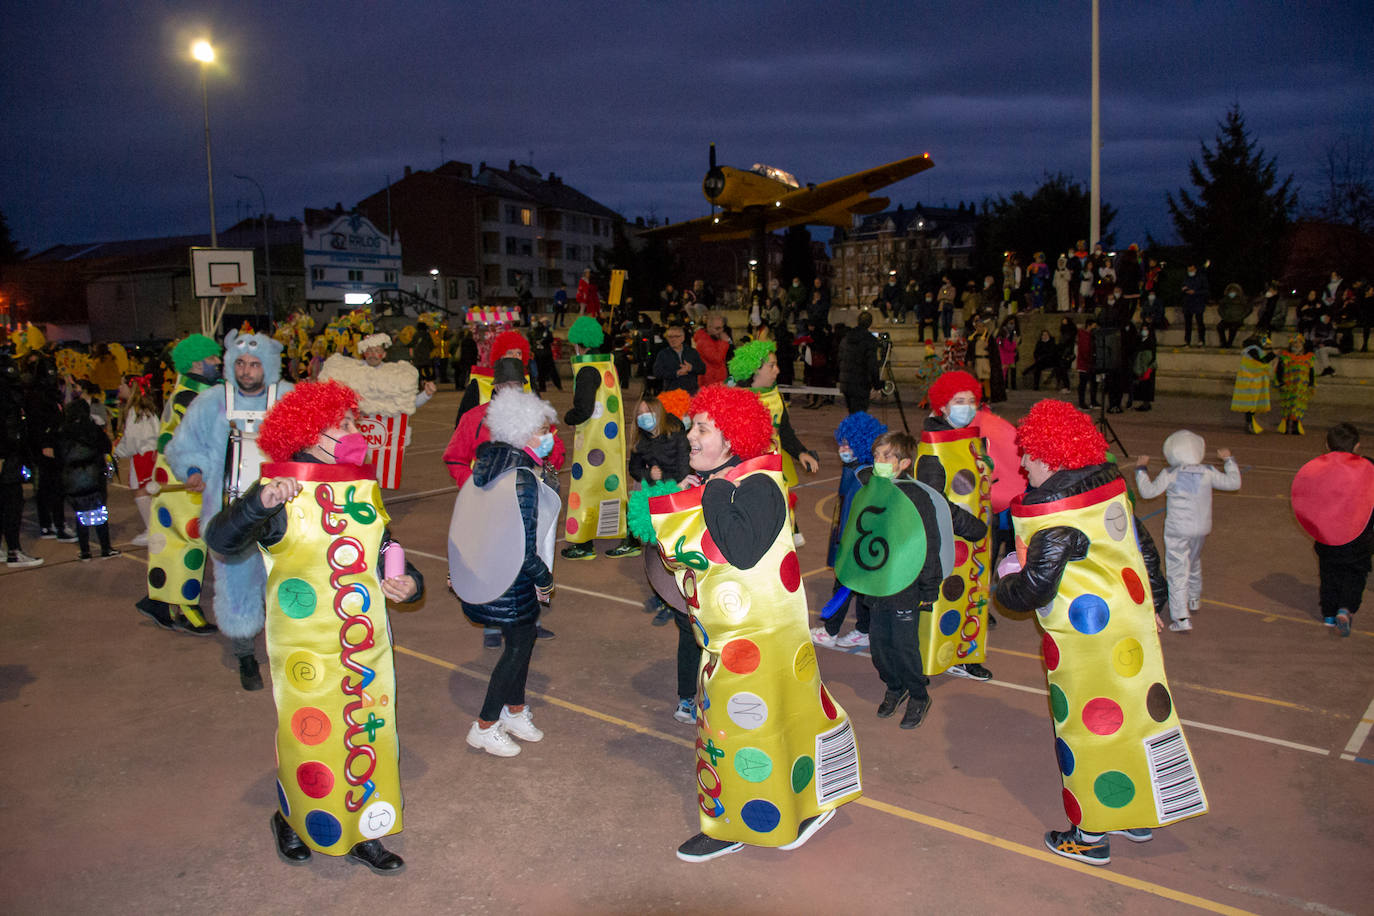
1341, 695, 1374, 759
1200, 598, 1372, 638
392, 642, 1258, 916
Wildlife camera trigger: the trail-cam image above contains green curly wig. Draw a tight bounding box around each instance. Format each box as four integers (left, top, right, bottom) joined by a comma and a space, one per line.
627, 480, 683, 544
171, 333, 223, 373
727, 339, 776, 384
567, 315, 605, 350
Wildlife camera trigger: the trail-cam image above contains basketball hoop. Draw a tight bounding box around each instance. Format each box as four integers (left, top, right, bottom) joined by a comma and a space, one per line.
215, 282, 247, 296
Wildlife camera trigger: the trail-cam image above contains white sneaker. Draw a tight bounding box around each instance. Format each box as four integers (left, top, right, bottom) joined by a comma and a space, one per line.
1168, 619, 1193, 633
499, 706, 544, 742
1188, 597, 1200, 612
834, 629, 869, 649
793, 531, 806, 548
6, 551, 44, 568
131, 532, 149, 547
810, 626, 838, 648
466, 721, 521, 757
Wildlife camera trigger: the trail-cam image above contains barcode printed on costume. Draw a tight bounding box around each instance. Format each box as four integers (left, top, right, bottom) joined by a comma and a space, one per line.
815, 719, 860, 805
1144, 727, 1207, 823
596, 499, 621, 538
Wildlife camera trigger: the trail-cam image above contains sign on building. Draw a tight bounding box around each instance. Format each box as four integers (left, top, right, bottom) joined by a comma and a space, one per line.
303, 213, 401, 301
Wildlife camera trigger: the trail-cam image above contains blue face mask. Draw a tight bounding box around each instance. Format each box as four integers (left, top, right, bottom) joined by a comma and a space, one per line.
535, 432, 555, 458
947, 403, 977, 429
637, 412, 657, 432
838, 447, 855, 464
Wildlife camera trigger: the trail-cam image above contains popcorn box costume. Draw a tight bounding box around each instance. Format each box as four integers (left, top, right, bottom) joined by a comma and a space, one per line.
1011, 476, 1207, 831
649, 454, 862, 846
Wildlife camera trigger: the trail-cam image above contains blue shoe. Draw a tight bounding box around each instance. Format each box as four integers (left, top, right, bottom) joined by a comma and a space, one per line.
1336, 612, 1352, 637
1323, 616, 1337, 628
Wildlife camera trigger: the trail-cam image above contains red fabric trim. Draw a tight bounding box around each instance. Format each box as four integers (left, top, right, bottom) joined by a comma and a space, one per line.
261, 461, 377, 482
647, 454, 781, 514
471, 366, 494, 378
920, 427, 978, 444
1011, 477, 1125, 518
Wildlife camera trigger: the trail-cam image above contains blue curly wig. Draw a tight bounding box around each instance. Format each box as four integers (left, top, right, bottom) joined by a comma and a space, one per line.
834, 411, 887, 465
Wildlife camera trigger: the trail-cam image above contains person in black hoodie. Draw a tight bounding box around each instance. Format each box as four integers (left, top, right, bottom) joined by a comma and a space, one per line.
611, 393, 690, 566
59, 383, 117, 560
836, 311, 881, 414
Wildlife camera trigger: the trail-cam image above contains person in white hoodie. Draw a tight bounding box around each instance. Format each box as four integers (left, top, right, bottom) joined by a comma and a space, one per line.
111, 377, 160, 546
1134, 431, 1241, 632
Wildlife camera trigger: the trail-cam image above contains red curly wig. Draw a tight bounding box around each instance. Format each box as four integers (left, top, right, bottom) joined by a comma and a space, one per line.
490, 330, 531, 366
258, 381, 360, 462
1015, 399, 1107, 470
928, 370, 982, 412
687, 385, 774, 460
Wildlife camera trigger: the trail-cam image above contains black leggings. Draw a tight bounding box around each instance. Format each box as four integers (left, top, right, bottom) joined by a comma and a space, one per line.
674, 610, 702, 701
1, 479, 21, 552
76, 522, 112, 555
35, 456, 65, 532
868, 604, 931, 699
1317, 545, 1371, 616
479, 620, 538, 721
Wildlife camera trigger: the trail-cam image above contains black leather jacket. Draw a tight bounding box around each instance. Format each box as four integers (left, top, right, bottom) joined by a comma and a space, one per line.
996, 463, 1167, 617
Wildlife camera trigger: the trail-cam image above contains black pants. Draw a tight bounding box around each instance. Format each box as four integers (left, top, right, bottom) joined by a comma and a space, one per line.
918, 316, 938, 340
479, 620, 538, 721
1077, 371, 1098, 407
34, 456, 64, 532
843, 390, 870, 414
1217, 321, 1243, 348
76, 522, 112, 555
673, 610, 702, 701
1184, 309, 1205, 345
868, 603, 931, 700
0, 479, 22, 552
1316, 544, 1371, 616
822, 586, 870, 637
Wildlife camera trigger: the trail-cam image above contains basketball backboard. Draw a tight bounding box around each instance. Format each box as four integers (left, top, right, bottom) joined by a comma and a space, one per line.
190, 247, 256, 298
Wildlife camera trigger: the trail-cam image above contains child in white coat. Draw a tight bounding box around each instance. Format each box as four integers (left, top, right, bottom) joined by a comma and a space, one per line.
1135, 430, 1241, 632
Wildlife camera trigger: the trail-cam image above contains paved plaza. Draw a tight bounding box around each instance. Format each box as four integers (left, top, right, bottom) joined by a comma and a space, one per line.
2, 382, 1371, 915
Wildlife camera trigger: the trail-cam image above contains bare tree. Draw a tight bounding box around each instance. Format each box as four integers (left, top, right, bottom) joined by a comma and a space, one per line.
1313, 134, 1374, 233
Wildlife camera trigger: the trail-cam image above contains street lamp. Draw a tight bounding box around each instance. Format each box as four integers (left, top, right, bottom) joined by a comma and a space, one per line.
192, 40, 217, 247
233, 173, 270, 321
430, 268, 440, 309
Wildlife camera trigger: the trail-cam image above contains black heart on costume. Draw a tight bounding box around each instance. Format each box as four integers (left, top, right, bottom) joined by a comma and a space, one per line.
700, 475, 787, 570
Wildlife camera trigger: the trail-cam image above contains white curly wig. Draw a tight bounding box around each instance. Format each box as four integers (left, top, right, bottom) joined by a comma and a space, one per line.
484, 388, 556, 448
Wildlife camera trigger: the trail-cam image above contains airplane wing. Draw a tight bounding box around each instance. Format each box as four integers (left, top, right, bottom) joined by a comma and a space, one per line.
773, 154, 933, 222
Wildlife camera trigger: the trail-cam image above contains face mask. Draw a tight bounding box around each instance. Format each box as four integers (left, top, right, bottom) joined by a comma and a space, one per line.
872, 462, 897, 479
200, 363, 221, 382
947, 403, 977, 428
325, 432, 369, 465
636, 413, 657, 432
535, 432, 555, 458
838, 447, 855, 464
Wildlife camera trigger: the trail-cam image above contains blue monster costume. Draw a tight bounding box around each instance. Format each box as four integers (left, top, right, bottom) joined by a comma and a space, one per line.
166, 330, 293, 657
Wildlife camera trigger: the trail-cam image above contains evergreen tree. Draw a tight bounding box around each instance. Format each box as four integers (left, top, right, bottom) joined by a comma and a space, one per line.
975, 173, 1115, 278
1167, 105, 1296, 292
0, 208, 26, 265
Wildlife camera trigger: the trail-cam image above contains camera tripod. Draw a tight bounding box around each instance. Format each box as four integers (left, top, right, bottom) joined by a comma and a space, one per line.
1094, 373, 1128, 459
876, 334, 911, 434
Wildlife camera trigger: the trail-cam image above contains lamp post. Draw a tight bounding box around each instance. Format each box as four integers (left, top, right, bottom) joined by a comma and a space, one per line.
430, 268, 440, 311
234, 173, 270, 322
192, 40, 217, 248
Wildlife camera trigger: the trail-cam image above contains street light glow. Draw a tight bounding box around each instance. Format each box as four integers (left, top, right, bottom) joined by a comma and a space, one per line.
192, 40, 215, 63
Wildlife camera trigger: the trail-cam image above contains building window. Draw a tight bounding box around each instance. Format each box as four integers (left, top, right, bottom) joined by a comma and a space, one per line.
505, 205, 533, 225
384, 270, 396, 283
506, 236, 518, 255
481, 200, 499, 222
347, 269, 363, 282
520, 208, 532, 226
507, 268, 523, 287
591, 218, 600, 235
483, 264, 501, 285
447, 279, 459, 299
311, 267, 324, 282
566, 244, 581, 262
483, 232, 500, 254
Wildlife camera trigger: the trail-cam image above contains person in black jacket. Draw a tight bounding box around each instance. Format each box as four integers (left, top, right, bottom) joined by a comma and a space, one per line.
2, 357, 45, 566
59, 385, 117, 560
836, 311, 881, 413
24, 363, 74, 543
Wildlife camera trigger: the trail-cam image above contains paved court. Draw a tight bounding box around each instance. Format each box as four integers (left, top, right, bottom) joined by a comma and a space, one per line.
2, 379, 1371, 915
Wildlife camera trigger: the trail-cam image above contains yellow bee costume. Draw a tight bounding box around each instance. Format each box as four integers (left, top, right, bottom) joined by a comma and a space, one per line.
649, 455, 861, 846
564, 353, 627, 543
916, 427, 991, 674
1010, 475, 1206, 832
259, 463, 403, 853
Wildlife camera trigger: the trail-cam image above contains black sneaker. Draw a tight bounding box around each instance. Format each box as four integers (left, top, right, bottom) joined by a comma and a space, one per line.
39, 528, 56, 540
271, 811, 311, 865
947, 663, 992, 681
347, 839, 405, 874
536, 625, 556, 639
1045, 826, 1110, 865
1108, 827, 1153, 843
676, 832, 744, 863
605, 538, 642, 558
238, 655, 264, 691
54, 530, 78, 543
877, 688, 908, 719
642, 595, 662, 614
899, 694, 932, 729
100, 549, 122, 559
173, 616, 219, 636
652, 605, 674, 626
561, 543, 596, 560
135, 598, 177, 631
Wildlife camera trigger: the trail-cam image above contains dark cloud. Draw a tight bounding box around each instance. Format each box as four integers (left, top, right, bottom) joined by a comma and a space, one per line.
2, 1, 1369, 252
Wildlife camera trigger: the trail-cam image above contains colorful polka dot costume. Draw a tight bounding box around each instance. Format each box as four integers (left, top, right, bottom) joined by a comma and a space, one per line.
916, 427, 991, 673
145, 374, 213, 606
754, 385, 799, 487
1011, 476, 1207, 832
649, 455, 862, 846
565, 353, 626, 544
260, 463, 402, 855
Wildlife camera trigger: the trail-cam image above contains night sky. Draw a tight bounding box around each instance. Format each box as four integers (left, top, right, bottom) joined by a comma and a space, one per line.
3, 2, 1370, 255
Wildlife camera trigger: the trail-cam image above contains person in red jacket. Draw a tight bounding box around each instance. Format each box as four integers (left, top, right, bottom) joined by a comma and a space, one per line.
443, 358, 526, 487
692, 313, 732, 388
576, 269, 601, 319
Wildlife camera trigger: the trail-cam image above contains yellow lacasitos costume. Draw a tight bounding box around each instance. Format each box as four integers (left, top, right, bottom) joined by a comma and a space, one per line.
1011, 476, 1206, 832
145, 373, 214, 623
753, 386, 799, 488
916, 426, 991, 674
260, 463, 402, 854
649, 455, 861, 846
565, 353, 627, 543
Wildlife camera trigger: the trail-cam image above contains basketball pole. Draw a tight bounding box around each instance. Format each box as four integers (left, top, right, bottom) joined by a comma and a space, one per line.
1089, 0, 1100, 249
